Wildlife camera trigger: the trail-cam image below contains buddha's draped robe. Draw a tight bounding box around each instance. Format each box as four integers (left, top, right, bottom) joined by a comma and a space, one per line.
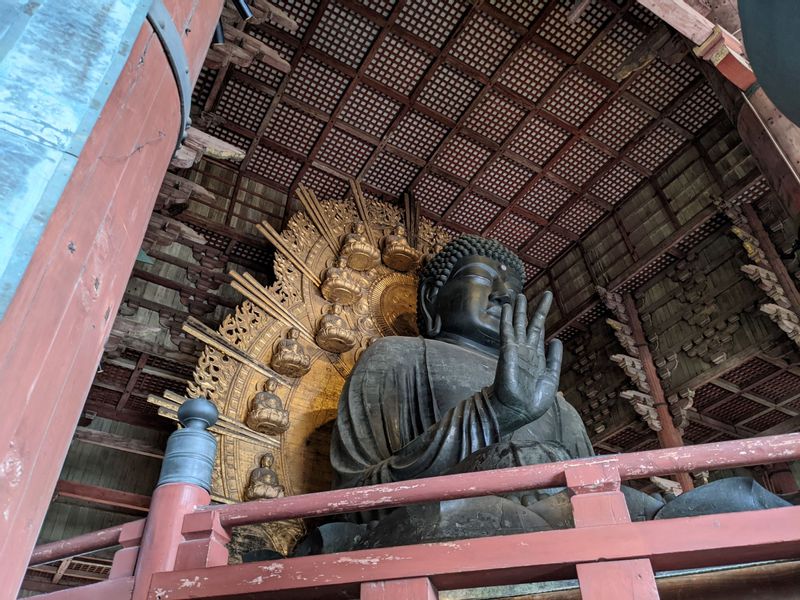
331, 336, 593, 490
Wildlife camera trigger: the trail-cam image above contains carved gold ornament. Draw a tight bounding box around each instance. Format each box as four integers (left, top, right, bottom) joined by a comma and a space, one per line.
149, 182, 451, 555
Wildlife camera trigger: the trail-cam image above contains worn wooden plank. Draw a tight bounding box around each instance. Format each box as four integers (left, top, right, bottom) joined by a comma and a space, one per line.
73, 427, 164, 459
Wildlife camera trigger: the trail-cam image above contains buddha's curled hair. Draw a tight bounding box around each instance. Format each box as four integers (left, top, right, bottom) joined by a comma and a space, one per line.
416, 235, 525, 334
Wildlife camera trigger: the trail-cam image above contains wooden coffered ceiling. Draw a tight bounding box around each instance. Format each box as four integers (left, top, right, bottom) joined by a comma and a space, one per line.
192, 0, 723, 286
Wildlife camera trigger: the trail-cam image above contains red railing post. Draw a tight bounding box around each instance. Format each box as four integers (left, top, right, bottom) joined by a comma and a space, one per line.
109, 519, 145, 579
566, 460, 659, 600
361, 577, 438, 599
174, 510, 230, 571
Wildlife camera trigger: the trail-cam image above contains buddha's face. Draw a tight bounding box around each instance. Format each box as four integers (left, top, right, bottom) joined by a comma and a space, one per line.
427, 255, 521, 350
287, 328, 299, 340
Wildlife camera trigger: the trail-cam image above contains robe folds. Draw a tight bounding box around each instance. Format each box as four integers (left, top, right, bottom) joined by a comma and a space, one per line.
331, 336, 594, 490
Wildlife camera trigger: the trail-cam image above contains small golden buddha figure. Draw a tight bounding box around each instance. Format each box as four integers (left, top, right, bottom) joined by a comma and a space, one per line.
244, 452, 284, 501
381, 225, 420, 272
315, 303, 358, 353
245, 377, 290, 435
340, 221, 380, 271
270, 328, 311, 377
320, 256, 362, 305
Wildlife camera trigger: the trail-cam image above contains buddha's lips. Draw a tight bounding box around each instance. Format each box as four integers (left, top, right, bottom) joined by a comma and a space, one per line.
485, 305, 504, 320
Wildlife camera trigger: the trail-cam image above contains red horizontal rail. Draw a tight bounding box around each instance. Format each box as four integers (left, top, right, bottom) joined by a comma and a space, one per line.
27, 433, 800, 566
28, 521, 135, 566
208, 433, 800, 528
148, 505, 800, 599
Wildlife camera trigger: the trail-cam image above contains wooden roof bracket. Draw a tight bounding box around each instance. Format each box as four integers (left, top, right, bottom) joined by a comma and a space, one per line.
636, 0, 756, 90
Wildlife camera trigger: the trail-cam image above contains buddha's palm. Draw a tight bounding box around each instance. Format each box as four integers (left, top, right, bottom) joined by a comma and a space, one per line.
494, 292, 563, 431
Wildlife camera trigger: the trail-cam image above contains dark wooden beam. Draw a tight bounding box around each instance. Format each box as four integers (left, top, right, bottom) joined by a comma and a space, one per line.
73, 427, 164, 460
623, 293, 694, 491
54, 480, 151, 515
116, 352, 148, 411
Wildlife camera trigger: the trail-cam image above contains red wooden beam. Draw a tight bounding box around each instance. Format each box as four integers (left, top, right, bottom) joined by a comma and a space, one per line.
209, 434, 799, 529
147, 506, 800, 599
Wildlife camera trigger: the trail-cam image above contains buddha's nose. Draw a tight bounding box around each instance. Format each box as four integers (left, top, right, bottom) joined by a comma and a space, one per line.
489, 283, 513, 305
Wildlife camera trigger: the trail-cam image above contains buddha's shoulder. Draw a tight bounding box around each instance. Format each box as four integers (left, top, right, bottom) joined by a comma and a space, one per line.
366, 336, 425, 353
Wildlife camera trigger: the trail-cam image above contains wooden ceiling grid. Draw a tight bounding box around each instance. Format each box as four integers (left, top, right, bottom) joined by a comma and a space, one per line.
192, 0, 731, 289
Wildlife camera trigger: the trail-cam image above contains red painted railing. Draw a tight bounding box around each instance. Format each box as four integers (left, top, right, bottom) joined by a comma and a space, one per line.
27, 434, 800, 600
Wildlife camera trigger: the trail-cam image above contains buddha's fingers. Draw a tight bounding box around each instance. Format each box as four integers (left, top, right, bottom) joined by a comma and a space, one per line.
546, 339, 563, 386
527, 290, 552, 345
500, 303, 514, 345
514, 294, 527, 340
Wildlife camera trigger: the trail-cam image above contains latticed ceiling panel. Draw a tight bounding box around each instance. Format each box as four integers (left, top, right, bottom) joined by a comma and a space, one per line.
556, 198, 606, 235
474, 157, 535, 202
418, 64, 483, 121
487, 0, 546, 28
508, 114, 571, 167
465, 91, 527, 144
627, 58, 698, 112
492, 212, 540, 251
310, 3, 380, 68
551, 140, 613, 188
216, 79, 271, 133
339, 84, 402, 138
588, 96, 654, 151
249, 145, 303, 187
196, 0, 727, 307
395, 0, 470, 47
721, 357, 779, 389
284, 56, 350, 115
525, 229, 572, 264
415, 172, 462, 217
590, 161, 645, 205
434, 134, 493, 181
317, 127, 374, 176
542, 70, 611, 128
263, 103, 326, 155
365, 34, 433, 95
363, 151, 420, 196
583, 16, 647, 80
497, 44, 565, 103
449, 11, 519, 77
448, 192, 502, 232
751, 370, 800, 403
519, 177, 574, 219
388, 110, 450, 160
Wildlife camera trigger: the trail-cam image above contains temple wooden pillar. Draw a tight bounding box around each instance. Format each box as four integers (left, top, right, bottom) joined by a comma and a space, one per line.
0, 1, 222, 594
623, 294, 695, 492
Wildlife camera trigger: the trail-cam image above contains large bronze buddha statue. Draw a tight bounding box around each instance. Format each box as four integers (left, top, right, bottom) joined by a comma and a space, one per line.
318, 235, 788, 550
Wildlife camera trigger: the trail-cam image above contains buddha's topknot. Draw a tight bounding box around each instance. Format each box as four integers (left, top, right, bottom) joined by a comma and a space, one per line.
417, 235, 525, 333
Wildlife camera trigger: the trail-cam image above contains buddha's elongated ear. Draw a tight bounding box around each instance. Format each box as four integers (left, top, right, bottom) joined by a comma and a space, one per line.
418, 279, 441, 338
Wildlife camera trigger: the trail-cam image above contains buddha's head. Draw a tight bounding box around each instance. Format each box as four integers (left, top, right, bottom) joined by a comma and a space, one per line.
287, 328, 300, 340
328, 303, 343, 315
334, 256, 348, 268
260, 452, 274, 468
263, 377, 278, 393
395, 225, 406, 236
417, 235, 525, 353
353, 222, 365, 235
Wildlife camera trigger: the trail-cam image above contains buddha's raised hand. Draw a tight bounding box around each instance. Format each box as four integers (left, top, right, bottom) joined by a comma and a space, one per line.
493, 291, 563, 429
